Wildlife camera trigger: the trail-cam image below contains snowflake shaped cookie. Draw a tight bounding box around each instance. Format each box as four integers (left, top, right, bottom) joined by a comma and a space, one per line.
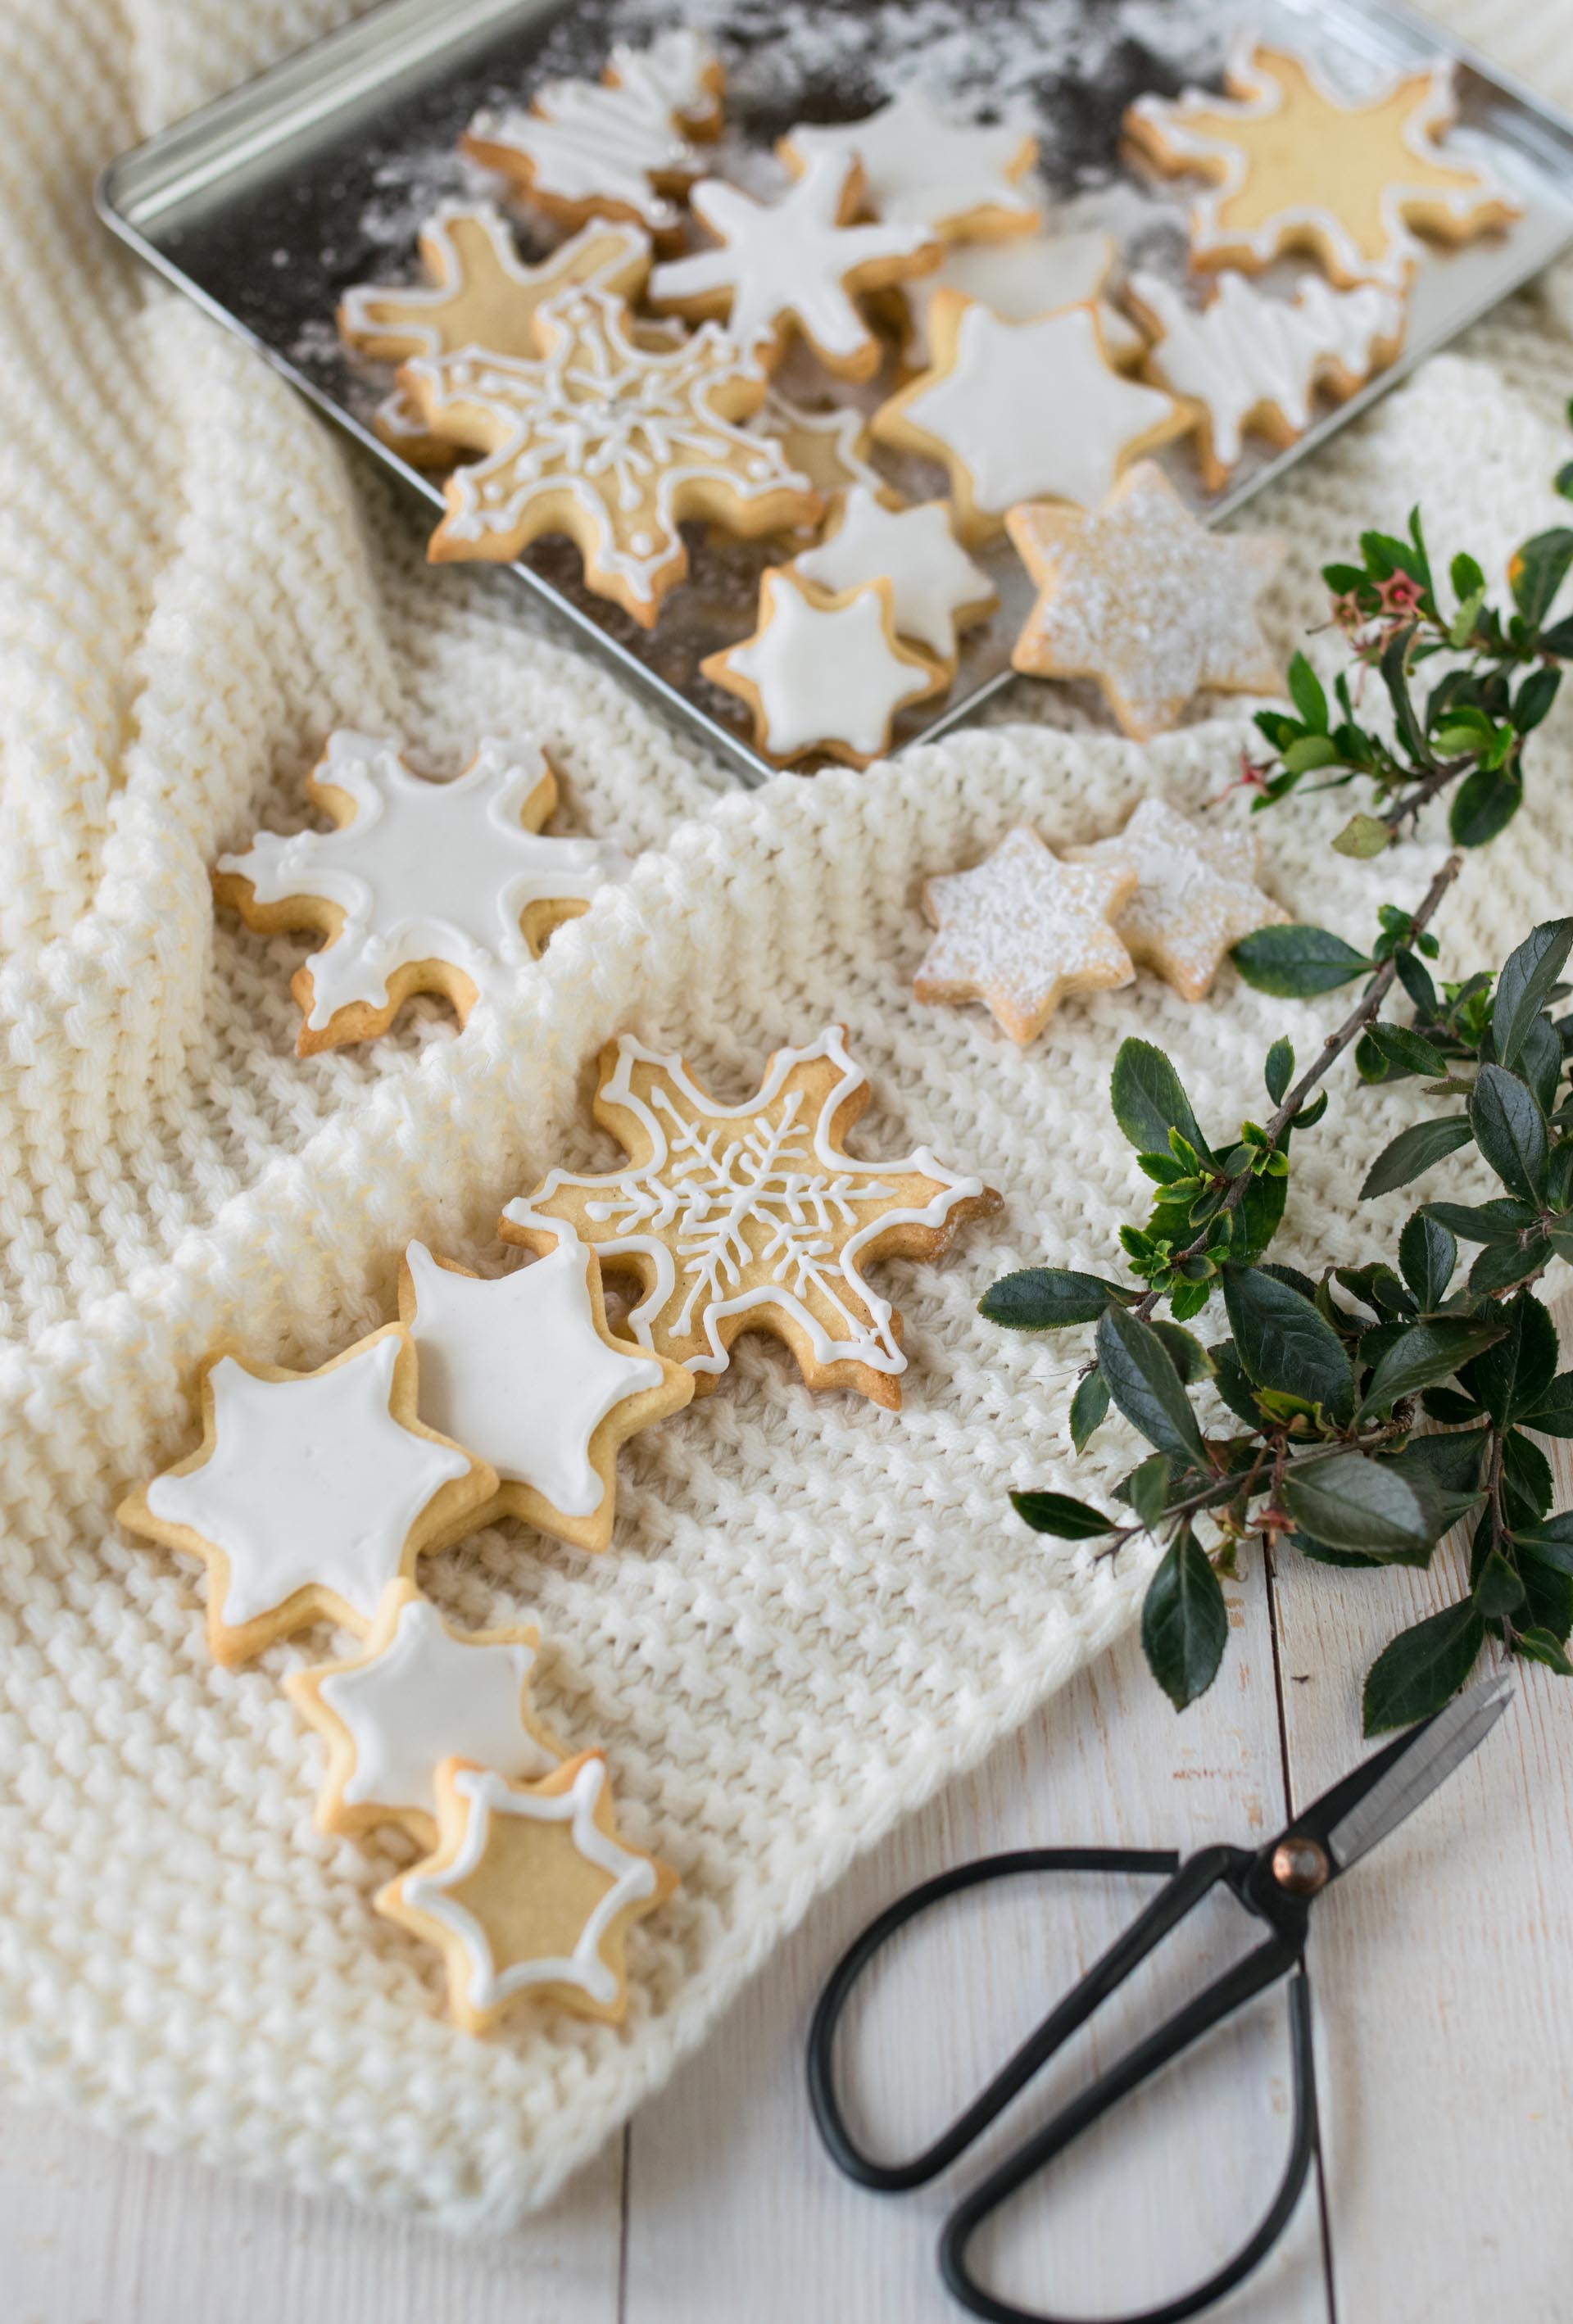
463, 28, 724, 247
793, 487, 996, 661
700, 569, 947, 768
505, 1026, 1000, 1407
215, 732, 626, 1052
748, 389, 895, 510
379, 1753, 677, 2031
915, 827, 1137, 1044
1007, 464, 1284, 741
649, 150, 938, 380
1066, 798, 1288, 1003
902, 228, 1143, 367
398, 1229, 692, 1555
1126, 41, 1519, 290
873, 296, 1186, 541
338, 209, 651, 365
781, 88, 1040, 241
118, 1327, 496, 1665
401, 284, 819, 622
287, 1579, 561, 1846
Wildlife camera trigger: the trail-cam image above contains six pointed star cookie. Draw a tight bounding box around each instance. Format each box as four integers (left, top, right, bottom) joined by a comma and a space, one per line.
338, 208, 651, 364
1126, 42, 1519, 289
378, 1752, 678, 2030
504, 1025, 1000, 1408
1065, 797, 1289, 1003
872, 296, 1187, 541
1007, 463, 1285, 741
915, 827, 1137, 1044
287, 1579, 562, 1846
792, 487, 997, 661
215, 732, 627, 1052
399, 1229, 693, 1555
747, 388, 898, 510
700, 569, 948, 768
118, 1325, 496, 1665
401, 284, 820, 622
901, 227, 1144, 366
781, 87, 1040, 241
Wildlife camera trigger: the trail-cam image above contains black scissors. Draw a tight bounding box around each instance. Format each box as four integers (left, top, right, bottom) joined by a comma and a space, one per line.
808, 1674, 1513, 2324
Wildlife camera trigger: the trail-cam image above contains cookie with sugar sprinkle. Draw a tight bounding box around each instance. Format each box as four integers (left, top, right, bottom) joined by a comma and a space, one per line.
914, 826, 1137, 1044
1064, 797, 1289, 1003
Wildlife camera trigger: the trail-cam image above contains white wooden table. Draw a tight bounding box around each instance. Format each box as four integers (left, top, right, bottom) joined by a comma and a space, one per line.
6, 1407, 1572, 2324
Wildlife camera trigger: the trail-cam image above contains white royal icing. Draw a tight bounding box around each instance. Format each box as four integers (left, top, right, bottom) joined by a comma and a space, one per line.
747, 389, 888, 502
649, 150, 934, 367
144, 1337, 470, 1630
786, 87, 1038, 235
793, 487, 993, 660
218, 732, 625, 1028
896, 302, 1176, 519
465, 29, 719, 235
1130, 268, 1403, 470
405, 1759, 657, 2009
340, 208, 651, 363
320, 1592, 558, 1815
902, 229, 1139, 365
723, 572, 936, 759
507, 1025, 987, 1380
403, 1235, 664, 1520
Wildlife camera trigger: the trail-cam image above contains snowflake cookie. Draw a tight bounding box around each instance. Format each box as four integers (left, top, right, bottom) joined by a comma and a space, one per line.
1125, 41, 1519, 290
398, 1229, 693, 1555
401, 283, 820, 622
338, 208, 651, 365
463, 28, 724, 248
792, 487, 997, 662
914, 827, 1137, 1044
215, 732, 626, 1053
378, 1752, 678, 2031
700, 568, 946, 768
504, 1025, 1001, 1408
781, 88, 1040, 242
901, 228, 1144, 368
872, 295, 1187, 541
748, 389, 896, 510
649, 149, 938, 381
1126, 268, 1404, 488
1065, 797, 1289, 1003
1006, 463, 1285, 741
287, 1579, 561, 1846
118, 1326, 496, 1665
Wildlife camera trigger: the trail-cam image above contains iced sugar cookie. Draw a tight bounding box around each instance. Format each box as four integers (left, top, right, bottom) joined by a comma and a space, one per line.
1127, 268, 1404, 488
792, 488, 995, 661
505, 1025, 1000, 1408
463, 29, 723, 248
1007, 463, 1284, 741
699, 569, 947, 768
781, 88, 1040, 242
1065, 797, 1288, 1002
378, 1753, 678, 2032
287, 1579, 561, 1846
872, 295, 1186, 541
901, 229, 1144, 368
401, 284, 820, 622
399, 1230, 692, 1556
914, 827, 1137, 1044
372, 386, 456, 469
749, 388, 895, 508
649, 150, 938, 381
118, 1326, 496, 1666
215, 732, 626, 1053
1125, 41, 1519, 290
338, 208, 651, 365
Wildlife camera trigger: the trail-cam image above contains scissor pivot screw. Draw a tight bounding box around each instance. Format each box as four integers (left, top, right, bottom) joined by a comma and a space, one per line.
1272, 1838, 1330, 1896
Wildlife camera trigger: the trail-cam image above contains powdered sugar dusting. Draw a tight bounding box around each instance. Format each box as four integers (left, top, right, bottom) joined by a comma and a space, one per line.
1066, 796, 1289, 999
916, 826, 1136, 1040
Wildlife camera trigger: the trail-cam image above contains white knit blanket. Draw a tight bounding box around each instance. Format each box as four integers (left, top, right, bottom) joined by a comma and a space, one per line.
3, 0, 1572, 2234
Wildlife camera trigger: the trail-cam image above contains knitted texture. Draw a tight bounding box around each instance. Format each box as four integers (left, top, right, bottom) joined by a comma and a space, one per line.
2, 0, 1572, 2234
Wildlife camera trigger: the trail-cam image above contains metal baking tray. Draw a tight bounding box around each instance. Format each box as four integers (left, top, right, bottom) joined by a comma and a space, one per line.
97, 0, 1573, 786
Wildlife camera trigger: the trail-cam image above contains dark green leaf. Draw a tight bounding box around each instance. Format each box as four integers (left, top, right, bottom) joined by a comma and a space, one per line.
1362, 1601, 1485, 1733
1287, 650, 1329, 732
1518, 1370, 1573, 1437
1260, 1260, 1321, 1303
1459, 1291, 1559, 1423
1264, 1037, 1294, 1104
1394, 948, 1439, 1014
1508, 526, 1573, 628
1388, 1427, 1489, 1496
1519, 1541, 1573, 1642
1359, 1117, 1473, 1199
1364, 1022, 1452, 1078
1357, 1318, 1507, 1419
1475, 1550, 1526, 1618
1512, 1514, 1573, 1573
1234, 1167, 1289, 1266
1514, 665, 1562, 732
1398, 1210, 1457, 1310
1517, 1012, 1564, 1115
1069, 1366, 1110, 1452
1503, 1429, 1555, 1525
981, 1267, 1125, 1330
1208, 1339, 1263, 1426
1449, 761, 1523, 848
1492, 920, 1573, 1071
1231, 923, 1371, 998
1141, 1532, 1228, 1712
1097, 1303, 1208, 1465
1424, 1196, 1539, 1243
1126, 1453, 1172, 1530
1466, 1232, 1549, 1296
1149, 1320, 1215, 1384
1469, 1064, 1549, 1201
1380, 623, 1429, 761
1283, 1451, 1434, 1560
1224, 1264, 1353, 1421
1011, 1490, 1117, 1539
1297, 1535, 1385, 1569
1422, 1387, 1485, 1425
1110, 1040, 1209, 1164
1512, 1627, 1573, 1675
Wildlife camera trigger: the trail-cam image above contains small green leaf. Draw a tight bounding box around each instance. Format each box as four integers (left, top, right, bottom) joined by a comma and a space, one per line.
1332, 811, 1392, 859
1362, 1601, 1485, 1733
1110, 1040, 1210, 1164
1096, 1303, 1208, 1466
1423, 1197, 1539, 1243
1231, 924, 1372, 999
1264, 1037, 1294, 1104
1357, 1318, 1506, 1418
1149, 1320, 1215, 1384
1475, 1549, 1527, 1618
1503, 1429, 1556, 1524
1513, 1627, 1573, 1675
1069, 1366, 1111, 1452
1490, 918, 1573, 1071
1011, 1489, 1117, 1539
1451, 550, 1486, 599
1126, 1452, 1172, 1531
1283, 1451, 1434, 1560
1398, 1210, 1457, 1309
1466, 1233, 1549, 1296
1363, 1022, 1452, 1078
1514, 665, 1562, 732
1449, 761, 1523, 847
1469, 1063, 1549, 1202
1512, 1514, 1573, 1574
1286, 650, 1329, 732
1358, 1116, 1473, 1199
1508, 526, 1573, 628
1141, 1532, 1229, 1712
1224, 1264, 1353, 1421
981, 1268, 1125, 1330
1518, 1370, 1573, 1438
1284, 734, 1341, 775
1459, 1291, 1559, 1425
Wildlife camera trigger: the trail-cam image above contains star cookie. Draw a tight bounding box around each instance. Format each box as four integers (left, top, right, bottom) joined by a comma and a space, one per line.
400, 284, 821, 623
1125, 41, 1519, 290
287, 1580, 561, 1846
748, 388, 897, 508
504, 1025, 1000, 1408
215, 732, 626, 1053
1006, 463, 1284, 741
872, 296, 1187, 541
378, 1753, 678, 2031
901, 228, 1144, 367
700, 569, 948, 768
338, 208, 651, 365
398, 1229, 693, 1555
793, 488, 996, 661
1126, 268, 1404, 489
118, 1326, 496, 1665
782, 88, 1040, 242
1065, 797, 1288, 1003
650, 150, 939, 380
462, 29, 724, 248
915, 827, 1137, 1044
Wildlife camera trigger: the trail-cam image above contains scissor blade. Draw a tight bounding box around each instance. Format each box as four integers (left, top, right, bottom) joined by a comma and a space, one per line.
1316, 1674, 1514, 1874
